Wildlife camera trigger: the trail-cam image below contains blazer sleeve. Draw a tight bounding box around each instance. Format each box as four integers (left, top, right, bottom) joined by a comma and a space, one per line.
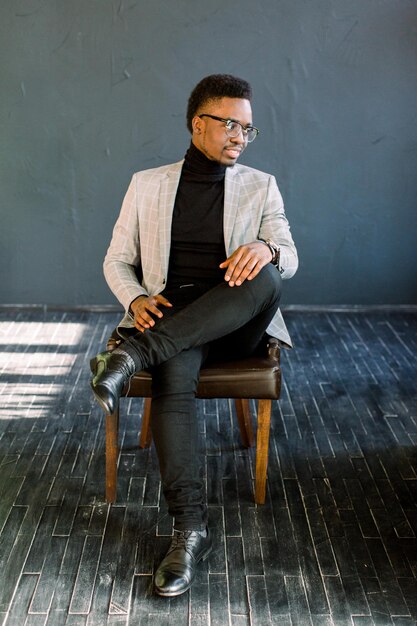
258, 175, 298, 279
103, 174, 148, 310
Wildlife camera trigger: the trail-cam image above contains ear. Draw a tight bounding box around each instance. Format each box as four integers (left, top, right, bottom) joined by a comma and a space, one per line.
192, 115, 203, 135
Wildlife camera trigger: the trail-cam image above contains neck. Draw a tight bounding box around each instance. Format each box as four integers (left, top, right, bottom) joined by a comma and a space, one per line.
184, 141, 226, 176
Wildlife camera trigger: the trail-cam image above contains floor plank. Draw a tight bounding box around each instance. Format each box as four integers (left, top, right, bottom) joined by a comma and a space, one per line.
0, 310, 416, 625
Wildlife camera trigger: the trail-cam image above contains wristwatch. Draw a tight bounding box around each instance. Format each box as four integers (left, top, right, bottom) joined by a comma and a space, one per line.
258, 238, 280, 267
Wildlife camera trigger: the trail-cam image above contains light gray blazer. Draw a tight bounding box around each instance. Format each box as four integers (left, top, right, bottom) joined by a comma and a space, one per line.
104, 160, 298, 347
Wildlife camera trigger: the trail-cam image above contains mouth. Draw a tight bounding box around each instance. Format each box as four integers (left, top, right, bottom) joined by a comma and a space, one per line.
224, 147, 242, 159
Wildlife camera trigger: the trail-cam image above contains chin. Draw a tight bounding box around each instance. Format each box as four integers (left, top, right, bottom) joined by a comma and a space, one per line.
217, 153, 237, 165
223, 157, 238, 166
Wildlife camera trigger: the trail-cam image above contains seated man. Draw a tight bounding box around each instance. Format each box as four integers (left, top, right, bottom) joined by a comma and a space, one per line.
90, 74, 298, 597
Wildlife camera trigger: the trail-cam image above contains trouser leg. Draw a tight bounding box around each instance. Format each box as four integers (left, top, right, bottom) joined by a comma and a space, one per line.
150, 346, 208, 531
122, 264, 282, 370
208, 287, 283, 361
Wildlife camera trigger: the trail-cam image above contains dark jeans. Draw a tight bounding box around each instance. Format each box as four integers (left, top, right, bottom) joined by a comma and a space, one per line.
122, 264, 282, 530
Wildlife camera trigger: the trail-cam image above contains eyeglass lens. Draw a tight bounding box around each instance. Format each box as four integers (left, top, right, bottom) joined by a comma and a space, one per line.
227, 121, 257, 142
199, 114, 258, 142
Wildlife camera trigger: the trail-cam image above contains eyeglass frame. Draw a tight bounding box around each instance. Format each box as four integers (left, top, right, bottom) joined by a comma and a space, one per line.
198, 113, 259, 143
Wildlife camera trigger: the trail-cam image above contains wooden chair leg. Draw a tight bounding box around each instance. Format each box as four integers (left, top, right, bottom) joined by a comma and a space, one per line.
106, 408, 119, 503
255, 399, 272, 505
234, 399, 254, 447
139, 397, 152, 449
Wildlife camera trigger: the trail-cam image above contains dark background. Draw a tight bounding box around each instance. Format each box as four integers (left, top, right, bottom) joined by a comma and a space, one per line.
1, 0, 416, 307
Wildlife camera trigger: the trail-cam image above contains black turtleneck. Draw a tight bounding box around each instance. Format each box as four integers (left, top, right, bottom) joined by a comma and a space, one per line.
166, 142, 227, 290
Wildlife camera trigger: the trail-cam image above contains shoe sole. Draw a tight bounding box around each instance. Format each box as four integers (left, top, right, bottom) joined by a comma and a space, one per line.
89, 356, 98, 375
154, 544, 213, 598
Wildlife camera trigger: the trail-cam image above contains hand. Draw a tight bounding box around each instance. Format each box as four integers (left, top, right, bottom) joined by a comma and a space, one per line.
219, 241, 273, 287
130, 294, 173, 332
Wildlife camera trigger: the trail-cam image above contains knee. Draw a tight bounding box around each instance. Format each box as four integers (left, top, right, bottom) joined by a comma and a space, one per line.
254, 264, 282, 301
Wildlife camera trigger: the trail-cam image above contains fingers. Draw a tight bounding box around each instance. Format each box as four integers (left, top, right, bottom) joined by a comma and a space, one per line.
134, 294, 172, 332
154, 294, 173, 307
221, 243, 269, 287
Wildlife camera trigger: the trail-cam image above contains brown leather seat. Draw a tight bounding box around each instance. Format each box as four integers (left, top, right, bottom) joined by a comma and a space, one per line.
104, 332, 281, 505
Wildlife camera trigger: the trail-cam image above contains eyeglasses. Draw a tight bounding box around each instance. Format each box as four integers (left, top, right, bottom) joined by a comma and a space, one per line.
199, 114, 259, 143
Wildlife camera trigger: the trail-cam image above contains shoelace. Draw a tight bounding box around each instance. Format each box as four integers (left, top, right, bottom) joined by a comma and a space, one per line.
168, 531, 195, 556
113, 350, 136, 394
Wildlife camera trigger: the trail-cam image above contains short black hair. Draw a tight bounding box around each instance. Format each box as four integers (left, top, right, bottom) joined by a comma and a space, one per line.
186, 74, 252, 133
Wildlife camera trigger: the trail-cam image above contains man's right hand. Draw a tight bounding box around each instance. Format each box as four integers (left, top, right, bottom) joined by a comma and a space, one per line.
130, 294, 173, 333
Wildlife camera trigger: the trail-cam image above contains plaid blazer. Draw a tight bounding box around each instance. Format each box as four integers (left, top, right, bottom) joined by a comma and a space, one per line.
104, 160, 298, 347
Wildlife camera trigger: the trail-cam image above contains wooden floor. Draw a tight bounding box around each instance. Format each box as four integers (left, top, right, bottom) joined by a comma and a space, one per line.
0, 309, 416, 626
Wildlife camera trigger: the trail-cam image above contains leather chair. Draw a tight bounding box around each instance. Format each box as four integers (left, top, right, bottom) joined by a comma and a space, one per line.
104, 331, 281, 505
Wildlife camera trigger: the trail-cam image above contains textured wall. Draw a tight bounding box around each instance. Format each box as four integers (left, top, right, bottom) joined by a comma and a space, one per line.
1, 0, 416, 306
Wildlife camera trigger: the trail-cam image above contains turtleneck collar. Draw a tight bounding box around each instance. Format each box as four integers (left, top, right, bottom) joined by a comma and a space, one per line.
183, 141, 227, 178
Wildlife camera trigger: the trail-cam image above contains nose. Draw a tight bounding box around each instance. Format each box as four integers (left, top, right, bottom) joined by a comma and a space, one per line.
230, 130, 247, 145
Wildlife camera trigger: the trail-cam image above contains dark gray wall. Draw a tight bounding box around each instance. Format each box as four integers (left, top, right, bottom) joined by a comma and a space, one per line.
1, 0, 416, 306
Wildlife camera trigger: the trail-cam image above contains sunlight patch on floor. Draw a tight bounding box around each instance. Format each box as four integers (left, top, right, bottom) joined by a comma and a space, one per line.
0, 321, 89, 419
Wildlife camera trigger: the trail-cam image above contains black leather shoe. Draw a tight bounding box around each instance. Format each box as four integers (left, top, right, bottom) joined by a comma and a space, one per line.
90, 349, 136, 414
154, 529, 212, 597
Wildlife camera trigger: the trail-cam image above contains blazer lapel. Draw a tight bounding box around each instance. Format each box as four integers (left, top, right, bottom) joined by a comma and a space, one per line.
224, 166, 241, 254
158, 161, 183, 278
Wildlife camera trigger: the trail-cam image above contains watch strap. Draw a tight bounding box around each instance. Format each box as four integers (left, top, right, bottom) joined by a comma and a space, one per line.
258, 238, 280, 266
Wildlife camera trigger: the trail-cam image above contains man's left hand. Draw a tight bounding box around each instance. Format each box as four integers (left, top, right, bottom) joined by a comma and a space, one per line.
219, 241, 273, 287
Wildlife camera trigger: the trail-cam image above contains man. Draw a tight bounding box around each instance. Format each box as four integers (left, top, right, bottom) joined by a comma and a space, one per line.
91, 74, 298, 597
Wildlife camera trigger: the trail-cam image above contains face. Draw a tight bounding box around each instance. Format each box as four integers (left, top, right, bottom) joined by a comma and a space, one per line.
192, 97, 253, 166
